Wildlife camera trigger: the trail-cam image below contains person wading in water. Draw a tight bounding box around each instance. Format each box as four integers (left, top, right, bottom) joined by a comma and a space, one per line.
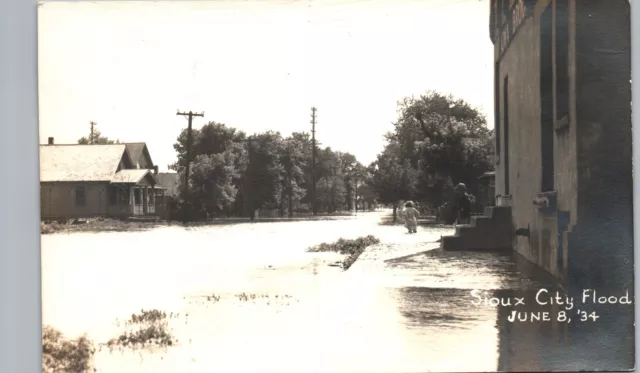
454, 183, 472, 225
403, 201, 420, 234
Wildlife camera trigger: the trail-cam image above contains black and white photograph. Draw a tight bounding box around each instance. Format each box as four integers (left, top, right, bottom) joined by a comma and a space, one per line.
37, 1, 634, 372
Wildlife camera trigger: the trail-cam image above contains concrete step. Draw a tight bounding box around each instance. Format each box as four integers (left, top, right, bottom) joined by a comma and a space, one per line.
441, 206, 513, 251
128, 215, 161, 222
441, 233, 512, 251
470, 215, 493, 229
485, 206, 512, 221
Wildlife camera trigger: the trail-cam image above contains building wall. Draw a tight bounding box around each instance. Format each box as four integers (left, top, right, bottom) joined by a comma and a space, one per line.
570, 0, 633, 291
495, 0, 632, 283
40, 182, 132, 220
492, 1, 634, 370
496, 0, 550, 277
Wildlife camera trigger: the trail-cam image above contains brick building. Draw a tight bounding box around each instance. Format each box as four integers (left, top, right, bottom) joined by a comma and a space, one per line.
491, 0, 632, 284
490, 1, 633, 369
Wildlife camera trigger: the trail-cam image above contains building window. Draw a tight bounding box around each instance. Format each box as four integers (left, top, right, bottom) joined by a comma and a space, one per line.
75, 187, 86, 207
495, 62, 501, 162
109, 186, 118, 206
503, 76, 511, 195
501, 0, 511, 32
540, 4, 555, 192
556, 0, 570, 122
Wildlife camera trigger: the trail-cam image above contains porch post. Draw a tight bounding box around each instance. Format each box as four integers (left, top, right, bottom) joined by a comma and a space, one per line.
143, 186, 148, 214
151, 186, 156, 213
129, 186, 134, 212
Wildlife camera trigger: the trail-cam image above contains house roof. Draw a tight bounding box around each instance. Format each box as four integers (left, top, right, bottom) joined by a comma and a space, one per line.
111, 169, 153, 184
40, 144, 130, 182
125, 143, 153, 167
156, 172, 180, 197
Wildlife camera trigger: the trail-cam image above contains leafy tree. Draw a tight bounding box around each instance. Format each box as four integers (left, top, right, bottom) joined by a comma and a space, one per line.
187, 152, 240, 218
243, 132, 285, 219
169, 122, 245, 172
369, 145, 419, 221
392, 91, 494, 207
279, 135, 308, 216
316, 175, 347, 213
335, 152, 360, 210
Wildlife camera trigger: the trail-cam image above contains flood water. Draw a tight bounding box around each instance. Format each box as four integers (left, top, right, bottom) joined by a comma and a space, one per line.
41, 210, 633, 373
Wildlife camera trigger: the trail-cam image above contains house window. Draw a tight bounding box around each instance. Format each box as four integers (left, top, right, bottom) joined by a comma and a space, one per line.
134, 188, 141, 205
109, 186, 118, 206
75, 187, 86, 207
119, 188, 129, 205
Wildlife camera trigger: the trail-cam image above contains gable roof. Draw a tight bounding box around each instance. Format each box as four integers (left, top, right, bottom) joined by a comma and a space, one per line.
40, 144, 131, 182
111, 169, 155, 184
156, 172, 180, 197
125, 143, 154, 167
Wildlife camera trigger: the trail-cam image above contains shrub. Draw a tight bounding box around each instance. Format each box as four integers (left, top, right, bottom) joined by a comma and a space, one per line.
42, 326, 95, 373
107, 309, 177, 350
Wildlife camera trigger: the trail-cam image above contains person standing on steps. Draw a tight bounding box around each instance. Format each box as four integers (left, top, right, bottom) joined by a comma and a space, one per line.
403, 201, 420, 234
453, 183, 472, 225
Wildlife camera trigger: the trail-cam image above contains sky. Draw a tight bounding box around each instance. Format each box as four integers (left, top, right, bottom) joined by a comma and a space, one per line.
38, 0, 494, 171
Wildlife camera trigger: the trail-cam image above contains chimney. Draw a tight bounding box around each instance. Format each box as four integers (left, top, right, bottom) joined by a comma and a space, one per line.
48, 137, 54, 145
153, 165, 159, 175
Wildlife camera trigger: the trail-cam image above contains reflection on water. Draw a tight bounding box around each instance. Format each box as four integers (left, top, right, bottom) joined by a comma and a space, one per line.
41, 212, 633, 372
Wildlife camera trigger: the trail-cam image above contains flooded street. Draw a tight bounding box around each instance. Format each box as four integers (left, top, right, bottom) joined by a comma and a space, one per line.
42, 210, 569, 373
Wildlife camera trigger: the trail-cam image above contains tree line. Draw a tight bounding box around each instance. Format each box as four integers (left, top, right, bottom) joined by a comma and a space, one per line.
168, 123, 375, 220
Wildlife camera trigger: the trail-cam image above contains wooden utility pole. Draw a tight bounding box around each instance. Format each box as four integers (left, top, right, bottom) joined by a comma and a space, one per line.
177, 110, 204, 223
287, 147, 294, 218
355, 178, 359, 213
90, 121, 96, 144
311, 107, 317, 215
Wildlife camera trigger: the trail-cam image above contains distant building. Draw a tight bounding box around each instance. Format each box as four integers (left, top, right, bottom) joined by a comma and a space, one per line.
155, 172, 180, 220
40, 137, 164, 220
155, 172, 180, 199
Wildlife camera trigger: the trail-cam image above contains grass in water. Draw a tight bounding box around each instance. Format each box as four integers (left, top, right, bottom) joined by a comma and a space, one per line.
307, 235, 381, 270
107, 309, 178, 351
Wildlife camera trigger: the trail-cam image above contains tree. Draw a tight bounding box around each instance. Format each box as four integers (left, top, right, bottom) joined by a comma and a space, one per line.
169, 121, 245, 172
316, 175, 347, 213
170, 121, 248, 217
77, 121, 119, 144
369, 145, 419, 221
187, 152, 241, 218
335, 152, 359, 210
243, 132, 285, 219
392, 91, 494, 207
280, 135, 308, 216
